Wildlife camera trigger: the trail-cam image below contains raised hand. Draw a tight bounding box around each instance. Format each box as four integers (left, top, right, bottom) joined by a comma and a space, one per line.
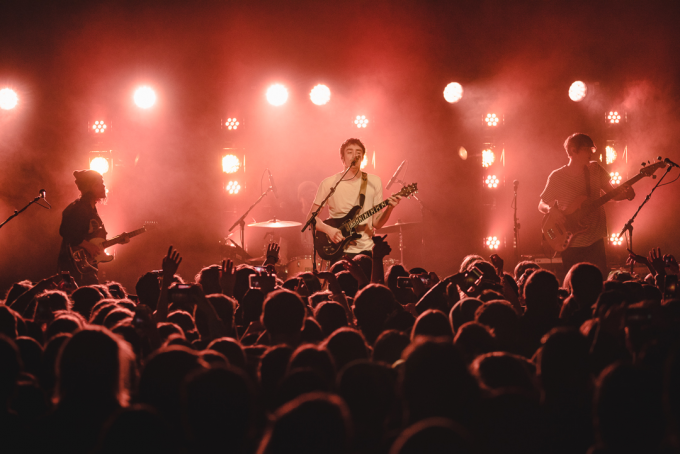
648, 247, 666, 276
220, 259, 236, 297
341, 259, 369, 286
162, 246, 182, 279
264, 243, 281, 266
489, 254, 504, 275
372, 235, 392, 259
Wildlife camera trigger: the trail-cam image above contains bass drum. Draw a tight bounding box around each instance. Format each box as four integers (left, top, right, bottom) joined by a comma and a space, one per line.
285, 256, 325, 278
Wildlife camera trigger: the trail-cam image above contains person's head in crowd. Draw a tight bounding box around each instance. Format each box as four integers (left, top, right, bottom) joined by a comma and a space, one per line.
514, 261, 540, 281
336, 271, 359, 298
157, 322, 185, 342
208, 337, 246, 370
478, 289, 505, 302
0, 334, 22, 409
4, 280, 32, 307
15, 336, 43, 377
564, 262, 603, 306
297, 272, 322, 297
449, 298, 483, 333
116, 299, 136, 312
92, 284, 112, 299
55, 326, 134, 407
167, 311, 198, 341
276, 368, 330, 409
0, 306, 18, 339
389, 417, 474, 454
240, 289, 265, 326
96, 404, 176, 454
314, 301, 348, 338
324, 327, 370, 372
460, 254, 485, 273
309, 290, 332, 309
182, 366, 255, 454
372, 329, 410, 365
353, 284, 401, 344
258, 345, 293, 409
195, 264, 222, 295
329, 261, 345, 275
165, 333, 192, 349
39, 333, 71, 398
621, 280, 645, 304
45, 312, 84, 341
103, 307, 134, 329
198, 349, 229, 367
301, 317, 324, 344
262, 289, 306, 347
399, 337, 480, 425
353, 255, 372, 280
523, 269, 560, 312
411, 310, 453, 341
135, 272, 161, 311
453, 321, 496, 364
593, 290, 627, 319
471, 352, 537, 394
385, 265, 416, 305
234, 266, 258, 303
594, 363, 665, 453
338, 360, 396, 450
642, 284, 662, 304
475, 300, 520, 352
89, 302, 117, 325
257, 392, 353, 454
71, 286, 104, 320
105, 281, 127, 300
288, 344, 336, 386
35, 289, 71, 315
538, 327, 591, 402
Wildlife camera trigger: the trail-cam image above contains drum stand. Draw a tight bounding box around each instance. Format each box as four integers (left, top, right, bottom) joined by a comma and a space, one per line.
228, 185, 274, 251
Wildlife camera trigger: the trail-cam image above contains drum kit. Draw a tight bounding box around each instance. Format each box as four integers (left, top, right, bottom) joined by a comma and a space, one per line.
220, 216, 420, 278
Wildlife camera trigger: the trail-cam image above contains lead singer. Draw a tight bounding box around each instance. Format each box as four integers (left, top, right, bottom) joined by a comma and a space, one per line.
307, 138, 401, 259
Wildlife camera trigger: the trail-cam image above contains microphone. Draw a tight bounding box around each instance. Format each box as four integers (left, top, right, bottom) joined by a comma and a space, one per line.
386, 160, 407, 190
664, 157, 680, 168
513, 180, 519, 191
267, 169, 279, 198
39, 189, 46, 199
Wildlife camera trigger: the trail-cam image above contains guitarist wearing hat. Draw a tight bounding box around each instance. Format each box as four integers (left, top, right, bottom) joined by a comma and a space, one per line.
308, 138, 402, 261
58, 170, 129, 285
538, 133, 635, 274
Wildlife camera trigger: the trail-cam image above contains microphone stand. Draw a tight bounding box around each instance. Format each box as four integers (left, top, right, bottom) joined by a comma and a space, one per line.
228, 185, 274, 253
512, 184, 520, 264
302, 163, 358, 272
619, 165, 674, 272
0, 194, 51, 230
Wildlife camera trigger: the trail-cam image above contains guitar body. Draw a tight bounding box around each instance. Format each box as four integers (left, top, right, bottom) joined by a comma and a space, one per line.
314, 206, 362, 261
541, 196, 590, 252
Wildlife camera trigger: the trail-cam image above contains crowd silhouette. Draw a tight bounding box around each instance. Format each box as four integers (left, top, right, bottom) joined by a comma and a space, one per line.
1, 240, 679, 454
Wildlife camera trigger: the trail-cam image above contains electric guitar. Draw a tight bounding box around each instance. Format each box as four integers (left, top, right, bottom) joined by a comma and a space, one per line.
69, 221, 157, 274
314, 183, 418, 261
542, 160, 666, 252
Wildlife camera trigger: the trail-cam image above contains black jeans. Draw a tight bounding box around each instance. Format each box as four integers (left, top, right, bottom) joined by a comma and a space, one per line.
561, 238, 607, 277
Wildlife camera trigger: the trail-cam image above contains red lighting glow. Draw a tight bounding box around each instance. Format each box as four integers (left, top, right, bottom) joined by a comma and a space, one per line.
606, 146, 617, 164
266, 84, 288, 106
90, 157, 110, 175
484, 175, 499, 188
354, 115, 369, 128
134, 86, 156, 109
609, 233, 623, 246
607, 111, 622, 124
485, 236, 501, 250
569, 81, 587, 102
484, 113, 499, 126
443, 82, 463, 103
226, 181, 241, 195
310, 84, 331, 105
222, 154, 241, 173
225, 118, 239, 130
0, 88, 18, 110
482, 149, 495, 167
610, 171, 622, 185
92, 121, 107, 133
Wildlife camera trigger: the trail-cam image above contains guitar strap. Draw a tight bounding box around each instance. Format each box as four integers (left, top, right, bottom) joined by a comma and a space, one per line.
584, 165, 591, 198
358, 172, 368, 208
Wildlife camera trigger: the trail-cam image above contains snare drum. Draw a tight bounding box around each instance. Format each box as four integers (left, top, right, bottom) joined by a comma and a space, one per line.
285, 256, 324, 277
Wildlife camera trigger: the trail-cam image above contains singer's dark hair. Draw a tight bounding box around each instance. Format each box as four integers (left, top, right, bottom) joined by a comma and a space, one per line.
339, 138, 366, 160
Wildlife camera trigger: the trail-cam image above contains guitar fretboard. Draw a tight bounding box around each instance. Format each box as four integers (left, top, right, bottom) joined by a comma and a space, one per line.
101, 227, 147, 248
346, 200, 391, 229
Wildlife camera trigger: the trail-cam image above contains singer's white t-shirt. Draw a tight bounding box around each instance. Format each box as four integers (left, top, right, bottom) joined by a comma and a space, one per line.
314, 172, 383, 254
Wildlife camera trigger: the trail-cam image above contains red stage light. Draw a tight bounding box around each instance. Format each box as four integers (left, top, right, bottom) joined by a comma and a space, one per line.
606, 111, 622, 124
222, 154, 241, 173
609, 233, 623, 246
310, 84, 331, 105
226, 180, 241, 194
0, 88, 18, 110
354, 115, 369, 128
569, 81, 587, 102
485, 236, 501, 250
610, 171, 622, 185
225, 118, 239, 130
92, 121, 107, 133
443, 82, 463, 103
134, 86, 156, 109
90, 156, 110, 175
482, 149, 495, 167
484, 113, 499, 126
266, 84, 288, 106
484, 175, 499, 188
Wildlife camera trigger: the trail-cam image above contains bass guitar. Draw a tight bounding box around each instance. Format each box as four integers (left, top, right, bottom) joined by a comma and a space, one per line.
314, 183, 418, 261
542, 160, 666, 252
69, 221, 157, 274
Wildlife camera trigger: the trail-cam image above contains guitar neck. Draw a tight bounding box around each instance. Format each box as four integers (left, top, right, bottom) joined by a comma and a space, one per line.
101, 227, 146, 248
347, 200, 390, 229
588, 172, 646, 211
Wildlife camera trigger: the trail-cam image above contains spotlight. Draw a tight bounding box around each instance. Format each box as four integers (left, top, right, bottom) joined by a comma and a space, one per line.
310, 84, 331, 105
266, 84, 288, 106
90, 156, 110, 175
134, 86, 156, 109
484, 113, 499, 127
609, 233, 623, 246
226, 180, 241, 195
484, 175, 500, 188
482, 149, 495, 168
222, 154, 241, 174
610, 171, 622, 185
606, 111, 622, 124
360, 154, 368, 170
485, 236, 501, 250
91, 121, 108, 134
354, 115, 369, 128
0, 88, 18, 110
458, 147, 468, 160
225, 118, 240, 130
443, 82, 463, 103
605, 146, 617, 165
569, 81, 587, 102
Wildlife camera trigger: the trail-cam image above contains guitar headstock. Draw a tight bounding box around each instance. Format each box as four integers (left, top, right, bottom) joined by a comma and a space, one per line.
396, 183, 418, 199
639, 158, 666, 178
143, 221, 159, 231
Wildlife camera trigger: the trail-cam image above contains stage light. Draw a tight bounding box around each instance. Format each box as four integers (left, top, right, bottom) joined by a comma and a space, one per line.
226, 180, 241, 195
310, 84, 331, 105
484, 175, 500, 188
605, 145, 617, 165
569, 81, 587, 102
266, 84, 288, 106
354, 115, 369, 128
222, 154, 241, 174
443, 82, 463, 103
485, 236, 501, 250
360, 153, 368, 170
134, 86, 156, 109
225, 118, 240, 130
91, 121, 107, 134
610, 171, 622, 185
90, 156, 110, 175
482, 149, 495, 167
484, 113, 499, 127
0, 88, 18, 110
609, 233, 623, 246
458, 147, 468, 160
606, 111, 621, 124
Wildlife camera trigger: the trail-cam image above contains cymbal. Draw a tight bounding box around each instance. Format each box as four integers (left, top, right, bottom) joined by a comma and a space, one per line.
248, 218, 302, 228
377, 221, 421, 234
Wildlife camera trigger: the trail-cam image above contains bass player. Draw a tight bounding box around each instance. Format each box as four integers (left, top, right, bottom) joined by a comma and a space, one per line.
538, 133, 635, 274
58, 170, 129, 285
308, 138, 401, 260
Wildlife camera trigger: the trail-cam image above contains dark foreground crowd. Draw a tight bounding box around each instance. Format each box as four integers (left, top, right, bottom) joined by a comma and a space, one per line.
1, 240, 679, 454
